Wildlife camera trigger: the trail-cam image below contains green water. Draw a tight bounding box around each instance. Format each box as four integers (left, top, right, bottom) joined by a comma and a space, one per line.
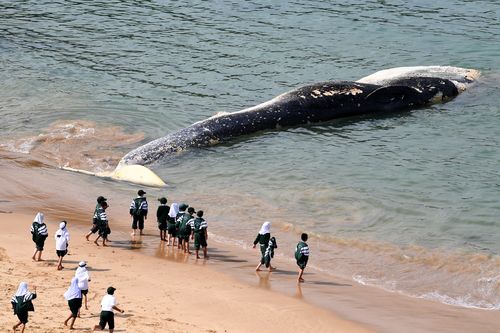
0, 0, 499, 309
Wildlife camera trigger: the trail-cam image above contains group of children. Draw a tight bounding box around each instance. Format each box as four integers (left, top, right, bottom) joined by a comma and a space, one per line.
30, 212, 70, 271
253, 221, 310, 283
12, 277, 124, 333
16, 191, 310, 331
83, 190, 210, 259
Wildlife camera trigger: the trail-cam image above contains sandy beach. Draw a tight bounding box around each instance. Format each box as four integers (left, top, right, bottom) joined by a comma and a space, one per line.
0, 210, 373, 333
0, 161, 499, 333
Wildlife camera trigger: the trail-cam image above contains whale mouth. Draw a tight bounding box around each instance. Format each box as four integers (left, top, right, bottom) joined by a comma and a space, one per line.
357, 66, 481, 89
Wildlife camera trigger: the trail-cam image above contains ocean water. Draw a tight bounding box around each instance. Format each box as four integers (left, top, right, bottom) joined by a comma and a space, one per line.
1, 1, 499, 309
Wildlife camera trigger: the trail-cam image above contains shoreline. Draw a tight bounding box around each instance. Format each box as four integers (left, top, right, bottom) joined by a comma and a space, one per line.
1, 155, 499, 332
0, 211, 373, 333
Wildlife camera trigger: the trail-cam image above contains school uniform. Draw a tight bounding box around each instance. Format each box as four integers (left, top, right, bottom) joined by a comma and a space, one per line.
95, 206, 110, 239
156, 204, 169, 231
75, 265, 90, 295
130, 196, 148, 230
31, 213, 48, 250
176, 212, 193, 242
192, 217, 208, 249
55, 224, 70, 257
64, 277, 82, 318
253, 233, 271, 264
295, 241, 310, 269
98, 294, 117, 330
167, 203, 179, 236
11, 283, 36, 324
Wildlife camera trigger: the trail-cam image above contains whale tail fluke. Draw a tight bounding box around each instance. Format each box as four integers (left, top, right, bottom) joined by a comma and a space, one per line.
61, 164, 166, 187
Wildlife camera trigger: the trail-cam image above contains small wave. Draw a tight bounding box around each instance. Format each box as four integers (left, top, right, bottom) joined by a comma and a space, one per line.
419, 291, 500, 310
352, 273, 500, 310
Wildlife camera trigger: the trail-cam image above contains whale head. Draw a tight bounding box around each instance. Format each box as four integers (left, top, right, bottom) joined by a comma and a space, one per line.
357, 66, 480, 92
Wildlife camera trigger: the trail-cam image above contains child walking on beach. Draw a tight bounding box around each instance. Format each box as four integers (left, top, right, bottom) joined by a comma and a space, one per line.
11, 282, 37, 333
93, 287, 125, 333
295, 233, 310, 283
30, 212, 48, 261
75, 261, 91, 311
86, 196, 107, 242
63, 277, 82, 329
55, 221, 70, 270
253, 221, 276, 271
93, 199, 110, 247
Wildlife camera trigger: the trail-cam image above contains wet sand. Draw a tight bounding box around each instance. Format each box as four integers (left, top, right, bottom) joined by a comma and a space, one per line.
0, 153, 499, 332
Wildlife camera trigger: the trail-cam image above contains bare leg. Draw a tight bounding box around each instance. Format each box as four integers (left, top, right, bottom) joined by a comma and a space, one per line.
102, 238, 108, 247
13, 321, 22, 332
297, 268, 305, 283
32, 249, 37, 261
203, 247, 209, 259
93, 324, 102, 331
195, 249, 200, 259
36, 250, 43, 261
94, 235, 101, 246
57, 256, 64, 270
19, 323, 26, 333
84, 294, 88, 310
255, 263, 262, 271
64, 313, 72, 326
85, 230, 93, 241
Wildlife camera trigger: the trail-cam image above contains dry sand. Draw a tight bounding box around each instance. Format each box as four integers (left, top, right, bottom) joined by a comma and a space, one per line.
0, 157, 498, 333
0, 212, 373, 333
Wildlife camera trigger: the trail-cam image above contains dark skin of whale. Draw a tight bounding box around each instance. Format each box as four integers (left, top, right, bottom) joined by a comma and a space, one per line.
119, 77, 458, 167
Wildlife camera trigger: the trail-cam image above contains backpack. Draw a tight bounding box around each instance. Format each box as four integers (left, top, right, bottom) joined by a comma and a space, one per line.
13, 296, 34, 314
193, 218, 202, 233
132, 198, 143, 216
295, 242, 302, 261
31, 223, 40, 242
179, 214, 192, 234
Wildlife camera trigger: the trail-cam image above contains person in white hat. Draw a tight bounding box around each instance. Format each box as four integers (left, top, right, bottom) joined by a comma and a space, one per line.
63, 277, 82, 329
75, 261, 91, 311
30, 212, 48, 262
54, 221, 70, 271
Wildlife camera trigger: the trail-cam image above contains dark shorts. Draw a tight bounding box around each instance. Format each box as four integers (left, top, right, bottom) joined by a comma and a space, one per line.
81, 289, 88, 296
167, 224, 177, 236
132, 216, 145, 230
158, 222, 167, 231
297, 256, 308, 269
68, 298, 82, 317
98, 225, 110, 239
35, 236, 47, 251
99, 310, 114, 330
194, 233, 207, 249
56, 249, 67, 257
90, 224, 99, 234
16, 310, 29, 324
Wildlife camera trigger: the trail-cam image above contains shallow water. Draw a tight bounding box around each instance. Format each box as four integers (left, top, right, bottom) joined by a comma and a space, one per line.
1, 0, 499, 309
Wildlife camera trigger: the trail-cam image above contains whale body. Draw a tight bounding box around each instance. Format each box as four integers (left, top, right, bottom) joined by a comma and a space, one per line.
117, 66, 480, 177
